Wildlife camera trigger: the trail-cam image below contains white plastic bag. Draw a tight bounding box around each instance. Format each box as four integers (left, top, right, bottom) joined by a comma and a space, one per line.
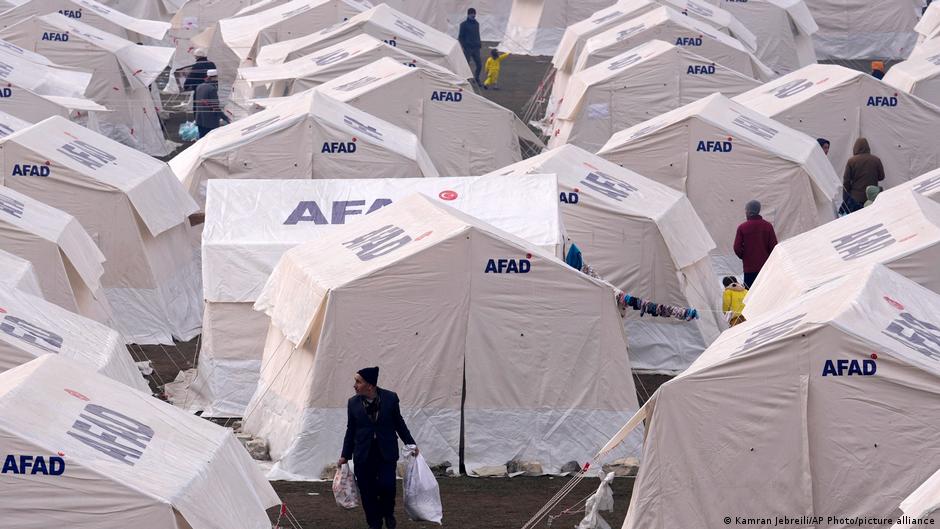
332, 463, 360, 509
402, 445, 443, 524
576, 472, 615, 529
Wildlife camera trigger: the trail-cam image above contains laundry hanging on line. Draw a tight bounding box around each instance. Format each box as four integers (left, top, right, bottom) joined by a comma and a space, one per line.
578, 263, 700, 322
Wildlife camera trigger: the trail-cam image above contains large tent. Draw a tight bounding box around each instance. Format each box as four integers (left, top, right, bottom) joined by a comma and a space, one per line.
254, 3, 472, 81
242, 194, 643, 479
386, 0, 510, 42
0, 186, 113, 325
0, 247, 41, 295
314, 58, 541, 175
603, 264, 940, 529
744, 189, 940, 320
178, 175, 564, 417
0, 286, 149, 391
488, 144, 724, 373
549, 40, 762, 151
502, 0, 631, 57
0, 354, 281, 529
167, 0, 253, 69
884, 53, 940, 108
575, 6, 775, 84
598, 93, 840, 276
0, 116, 201, 345
734, 64, 940, 189
0, 13, 175, 156
0, 0, 170, 42
170, 90, 439, 209
894, 468, 940, 529
803, 0, 922, 60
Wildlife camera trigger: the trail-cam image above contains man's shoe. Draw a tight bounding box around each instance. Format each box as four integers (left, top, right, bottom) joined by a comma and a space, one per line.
385, 515, 397, 529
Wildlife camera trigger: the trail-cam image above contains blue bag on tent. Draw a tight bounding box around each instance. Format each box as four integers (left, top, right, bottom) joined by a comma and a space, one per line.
179, 120, 199, 141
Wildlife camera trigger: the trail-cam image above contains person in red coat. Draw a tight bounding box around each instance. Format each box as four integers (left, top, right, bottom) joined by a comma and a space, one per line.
733, 200, 778, 288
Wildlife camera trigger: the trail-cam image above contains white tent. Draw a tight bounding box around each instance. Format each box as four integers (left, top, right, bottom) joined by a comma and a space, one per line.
168, 0, 253, 69
575, 6, 775, 84
0, 13, 175, 156
255, 3, 473, 81
744, 189, 940, 320
917, 2, 940, 44
909, 33, 940, 61
549, 40, 761, 151
602, 264, 940, 529
0, 0, 170, 42
598, 93, 840, 276
502, 0, 625, 57
99, 0, 186, 21
314, 58, 541, 175
804, 0, 921, 60
0, 287, 148, 391
0, 186, 113, 325
0, 107, 28, 135
488, 144, 724, 373
894, 468, 940, 529
0, 354, 281, 529
0, 116, 201, 345
881, 166, 940, 205
177, 175, 564, 417
734, 64, 940, 189
884, 53, 940, 108
242, 193, 642, 479
386, 0, 511, 42
0, 247, 41, 295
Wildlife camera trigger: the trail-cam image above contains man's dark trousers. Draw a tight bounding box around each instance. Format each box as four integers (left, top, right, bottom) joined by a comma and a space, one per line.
464, 47, 482, 84
197, 125, 217, 138
355, 440, 398, 529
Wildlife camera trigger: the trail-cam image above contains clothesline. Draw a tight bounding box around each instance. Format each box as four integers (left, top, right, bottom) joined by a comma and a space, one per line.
578, 262, 700, 322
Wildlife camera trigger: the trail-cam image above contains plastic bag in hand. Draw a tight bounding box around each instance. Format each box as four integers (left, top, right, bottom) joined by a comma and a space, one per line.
179, 120, 199, 141
332, 463, 360, 509
402, 445, 442, 524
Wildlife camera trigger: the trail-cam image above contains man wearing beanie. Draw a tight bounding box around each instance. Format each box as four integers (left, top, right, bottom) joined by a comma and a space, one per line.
733, 200, 778, 288
339, 366, 417, 529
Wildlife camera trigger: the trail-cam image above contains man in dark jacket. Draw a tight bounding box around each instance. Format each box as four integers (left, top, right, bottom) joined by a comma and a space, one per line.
339, 367, 417, 529
182, 48, 216, 91
458, 8, 482, 85
733, 200, 778, 288
193, 69, 229, 138
842, 137, 885, 213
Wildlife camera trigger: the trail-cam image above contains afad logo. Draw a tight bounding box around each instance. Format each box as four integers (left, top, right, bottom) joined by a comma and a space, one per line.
41, 32, 69, 42
430, 89, 463, 102
696, 137, 733, 153
2, 454, 65, 475
676, 35, 703, 47
559, 187, 579, 204
485, 255, 532, 274
321, 137, 357, 153
11, 163, 50, 177
822, 354, 878, 377
58, 8, 82, 18
686, 64, 715, 75
0, 87, 12, 98
867, 94, 898, 107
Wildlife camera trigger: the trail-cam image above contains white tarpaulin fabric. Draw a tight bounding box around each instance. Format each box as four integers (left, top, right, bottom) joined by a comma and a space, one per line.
598, 92, 840, 277
744, 189, 940, 320
502, 0, 623, 57
893, 468, 940, 529
614, 263, 940, 529
0, 0, 170, 41
170, 89, 439, 210
549, 40, 761, 151
387, 0, 511, 42
99, 0, 186, 20
0, 247, 41, 296
168, 0, 253, 69
174, 175, 564, 417
488, 144, 724, 373
0, 13, 175, 156
0, 354, 281, 529
0, 116, 201, 345
0, 186, 113, 325
803, 0, 921, 60
735, 64, 940, 190
0, 287, 148, 391
243, 194, 642, 480
917, 2, 940, 43
255, 3, 472, 80
884, 52, 940, 108
880, 166, 940, 205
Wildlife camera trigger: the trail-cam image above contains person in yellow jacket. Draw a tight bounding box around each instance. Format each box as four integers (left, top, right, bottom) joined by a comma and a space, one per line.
722, 276, 747, 326
483, 49, 509, 89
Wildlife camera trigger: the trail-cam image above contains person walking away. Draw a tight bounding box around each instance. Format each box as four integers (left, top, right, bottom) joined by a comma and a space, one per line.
339, 367, 418, 529
182, 48, 216, 91
722, 276, 747, 326
864, 185, 881, 207
842, 137, 885, 213
458, 8, 482, 85
483, 49, 509, 89
733, 200, 778, 289
194, 69, 229, 138
871, 61, 886, 79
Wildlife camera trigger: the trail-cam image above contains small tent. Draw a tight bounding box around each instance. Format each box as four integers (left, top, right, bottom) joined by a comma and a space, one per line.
603, 264, 940, 529
734, 64, 940, 189
255, 3, 472, 81
744, 190, 940, 320
575, 6, 774, 84
0, 186, 113, 324
488, 144, 724, 373
884, 53, 940, 108
0, 354, 281, 529
0, 13, 175, 156
0, 286, 148, 391
598, 93, 840, 276
0, 116, 201, 345
0, 247, 41, 295
804, 0, 921, 60
894, 468, 940, 529
549, 40, 761, 151
178, 175, 564, 417
242, 193, 642, 479
170, 89, 439, 210
0, 0, 170, 42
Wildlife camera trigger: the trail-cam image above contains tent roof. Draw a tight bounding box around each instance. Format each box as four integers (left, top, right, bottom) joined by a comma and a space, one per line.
0, 247, 41, 296
0, 0, 170, 39
0, 42, 105, 109
312, 55, 465, 98
658, 0, 756, 50
733, 64, 870, 113
0, 108, 30, 136
884, 54, 940, 91
895, 467, 940, 529
882, 167, 940, 203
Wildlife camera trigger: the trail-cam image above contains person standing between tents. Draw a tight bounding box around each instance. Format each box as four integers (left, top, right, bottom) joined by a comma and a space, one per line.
871, 61, 886, 80
733, 200, 778, 289
842, 137, 885, 213
339, 367, 418, 529
458, 8, 483, 86
183, 48, 216, 91
483, 48, 510, 89
817, 138, 830, 156
194, 69, 229, 138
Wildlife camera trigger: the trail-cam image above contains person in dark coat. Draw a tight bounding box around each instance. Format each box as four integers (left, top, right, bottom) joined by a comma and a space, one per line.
338, 367, 417, 529
182, 48, 216, 91
816, 137, 830, 156
458, 8, 482, 85
193, 69, 229, 138
871, 61, 886, 80
842, 137, 885, 213
733, 200, 778, 288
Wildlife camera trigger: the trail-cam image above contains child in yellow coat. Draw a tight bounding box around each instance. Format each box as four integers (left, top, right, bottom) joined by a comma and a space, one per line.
722, 276, 747, 326
483, 49, 509, 89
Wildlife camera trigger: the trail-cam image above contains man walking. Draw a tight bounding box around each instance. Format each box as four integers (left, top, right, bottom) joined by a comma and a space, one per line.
733, 200, 778, 288
458, 8, 482, 85
193, 69, 229, 138
338, 367, 417, 529
842, 137, 885, 214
